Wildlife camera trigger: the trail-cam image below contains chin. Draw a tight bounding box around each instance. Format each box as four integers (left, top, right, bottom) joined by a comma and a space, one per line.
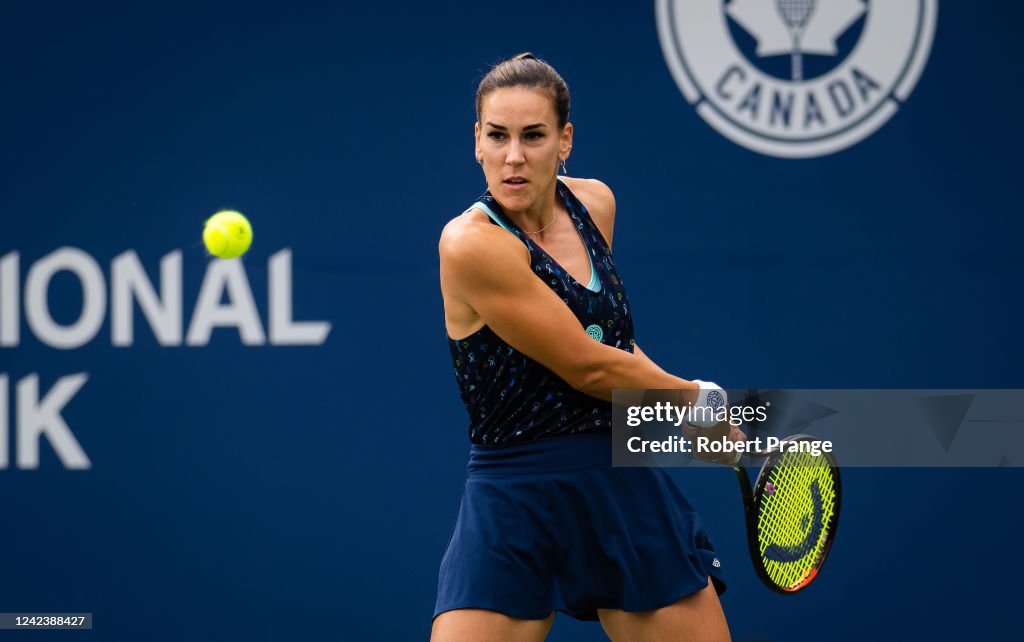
500, 192, 536, 212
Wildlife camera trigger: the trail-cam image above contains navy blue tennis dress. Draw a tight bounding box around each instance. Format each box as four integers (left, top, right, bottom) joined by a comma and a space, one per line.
434, 179, 725, 622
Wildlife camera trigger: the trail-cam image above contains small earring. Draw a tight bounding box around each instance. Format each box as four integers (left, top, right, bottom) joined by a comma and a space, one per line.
476, 155, 483, 165
560, 158, 567, 174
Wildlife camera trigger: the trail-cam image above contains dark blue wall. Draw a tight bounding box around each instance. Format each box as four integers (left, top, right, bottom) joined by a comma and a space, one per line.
1, 2, 1021, 640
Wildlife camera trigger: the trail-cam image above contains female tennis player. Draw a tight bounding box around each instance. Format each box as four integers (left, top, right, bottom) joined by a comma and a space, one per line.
433, 53, 743, 642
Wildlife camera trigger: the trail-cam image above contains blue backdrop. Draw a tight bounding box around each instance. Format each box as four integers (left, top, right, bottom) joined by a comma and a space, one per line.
1, 1, 1021, 640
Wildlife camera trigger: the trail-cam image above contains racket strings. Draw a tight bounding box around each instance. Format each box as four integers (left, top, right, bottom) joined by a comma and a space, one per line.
756, 451, 838, 590
776, 0, 816, 30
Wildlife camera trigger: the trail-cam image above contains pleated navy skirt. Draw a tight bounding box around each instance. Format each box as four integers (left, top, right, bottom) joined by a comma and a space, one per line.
434, 431, 726, 622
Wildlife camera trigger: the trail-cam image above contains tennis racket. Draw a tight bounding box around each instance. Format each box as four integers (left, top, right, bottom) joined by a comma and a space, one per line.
733, 433, 841, 593
776, 0, 817, 81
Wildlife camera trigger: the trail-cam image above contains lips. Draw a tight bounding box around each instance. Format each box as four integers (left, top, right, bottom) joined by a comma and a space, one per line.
504, 176, 528, 185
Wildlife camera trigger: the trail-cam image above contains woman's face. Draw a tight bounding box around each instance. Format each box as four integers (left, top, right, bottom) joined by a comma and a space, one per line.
475, 87, 572, 212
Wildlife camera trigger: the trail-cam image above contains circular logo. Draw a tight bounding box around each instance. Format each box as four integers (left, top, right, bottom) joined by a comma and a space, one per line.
585, 324, 604, 342
707, 389, 725, 411
656, 0, 938, 158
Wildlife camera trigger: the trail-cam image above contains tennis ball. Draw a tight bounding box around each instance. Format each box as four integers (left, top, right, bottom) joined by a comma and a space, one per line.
203, 210, 252, 259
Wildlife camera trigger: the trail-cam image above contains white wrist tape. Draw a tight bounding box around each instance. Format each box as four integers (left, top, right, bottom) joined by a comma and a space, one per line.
685, 379, 728, 429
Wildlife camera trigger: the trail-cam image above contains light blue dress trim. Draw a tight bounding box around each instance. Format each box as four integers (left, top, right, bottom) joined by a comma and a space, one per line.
471, 201, 513, 233
471, 201, 601, 293
585, 264, 602, 292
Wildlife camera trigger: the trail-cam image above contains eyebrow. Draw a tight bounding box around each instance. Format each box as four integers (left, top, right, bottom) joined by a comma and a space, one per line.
484, 122, 548, 131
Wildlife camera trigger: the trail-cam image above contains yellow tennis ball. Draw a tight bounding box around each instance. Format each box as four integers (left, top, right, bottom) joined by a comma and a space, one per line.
203, 210, 252, 259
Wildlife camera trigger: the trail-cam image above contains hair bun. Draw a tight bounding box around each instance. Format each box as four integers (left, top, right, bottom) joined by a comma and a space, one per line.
513, 52, 536, 61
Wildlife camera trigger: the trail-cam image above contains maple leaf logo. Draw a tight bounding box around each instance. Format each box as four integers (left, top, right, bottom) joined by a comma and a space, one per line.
726, 0, 867, 58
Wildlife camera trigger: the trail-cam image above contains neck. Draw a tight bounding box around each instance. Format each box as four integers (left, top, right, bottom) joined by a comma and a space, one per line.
500, 177, 560, 233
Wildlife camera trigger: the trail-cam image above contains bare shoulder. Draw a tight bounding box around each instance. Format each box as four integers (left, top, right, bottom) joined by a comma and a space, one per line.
563, 176, 615, 208
562, 176, 616, 248
439, 208, 529, 288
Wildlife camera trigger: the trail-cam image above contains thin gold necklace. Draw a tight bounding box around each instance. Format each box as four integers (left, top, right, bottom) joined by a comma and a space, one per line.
522, 210, 557, 235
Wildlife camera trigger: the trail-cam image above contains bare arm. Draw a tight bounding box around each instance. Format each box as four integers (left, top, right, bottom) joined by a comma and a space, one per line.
439, 221, 697, 402
632, 343, 661, 371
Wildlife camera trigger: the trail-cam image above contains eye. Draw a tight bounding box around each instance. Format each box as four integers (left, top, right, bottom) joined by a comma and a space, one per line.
487, 131, 506, 140
525, 132, 545, 141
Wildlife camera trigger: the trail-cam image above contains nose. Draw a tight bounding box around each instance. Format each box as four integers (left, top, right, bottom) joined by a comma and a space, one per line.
505, 140, 525, 166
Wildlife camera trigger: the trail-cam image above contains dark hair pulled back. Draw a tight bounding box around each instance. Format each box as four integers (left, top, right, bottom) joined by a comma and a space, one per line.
475, 53, 570, 129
